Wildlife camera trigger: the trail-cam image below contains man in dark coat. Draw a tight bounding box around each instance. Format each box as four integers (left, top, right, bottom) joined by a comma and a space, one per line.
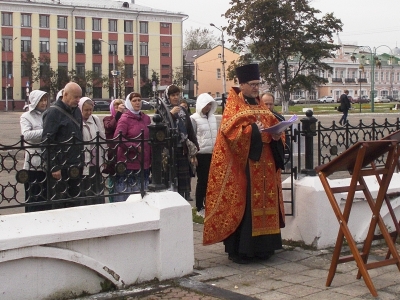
42, 82, 84, 207
339, 90, 351, 125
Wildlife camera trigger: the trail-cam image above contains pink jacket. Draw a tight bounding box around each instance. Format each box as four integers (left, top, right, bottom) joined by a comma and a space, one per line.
113, 110, 151, 170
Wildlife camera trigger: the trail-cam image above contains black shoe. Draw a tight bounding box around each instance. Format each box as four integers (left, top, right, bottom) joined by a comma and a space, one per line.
228, 254, 251, 264
255, 250, 274, 260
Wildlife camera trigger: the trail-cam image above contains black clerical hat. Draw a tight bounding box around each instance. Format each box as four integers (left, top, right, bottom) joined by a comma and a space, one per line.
235, 64, 260, 84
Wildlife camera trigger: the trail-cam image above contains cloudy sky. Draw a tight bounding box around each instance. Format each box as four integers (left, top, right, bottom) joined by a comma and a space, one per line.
137, 0, 400, 53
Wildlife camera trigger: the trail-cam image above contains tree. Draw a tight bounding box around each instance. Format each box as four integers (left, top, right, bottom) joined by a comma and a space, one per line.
225, 0, 343, 112
140, 70, 159, 98
171, 58, 193, 91
21, 52, 39, 89
38, 57, 70, 100
184, 27, 219, 50
102, 59, 135, 99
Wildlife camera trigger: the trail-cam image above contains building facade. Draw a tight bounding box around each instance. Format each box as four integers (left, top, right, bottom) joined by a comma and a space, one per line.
0, 0, 186, 109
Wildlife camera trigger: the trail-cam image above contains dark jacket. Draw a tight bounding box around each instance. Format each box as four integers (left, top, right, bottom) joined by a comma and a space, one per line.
340, 94, 351, 112
42, 99, 84, 172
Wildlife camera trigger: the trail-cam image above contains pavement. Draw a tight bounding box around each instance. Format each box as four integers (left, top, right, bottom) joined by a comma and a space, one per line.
76, 221, 400, 300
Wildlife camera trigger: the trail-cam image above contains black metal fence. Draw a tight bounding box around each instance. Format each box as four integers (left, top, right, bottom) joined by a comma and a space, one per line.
0, 116, 174, 212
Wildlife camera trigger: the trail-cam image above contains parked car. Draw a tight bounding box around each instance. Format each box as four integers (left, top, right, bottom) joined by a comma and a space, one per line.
93, 100, 111, 111
185, 98, 196, 107
386, 95, 396, 102
318, 96, 335, 103
352, 96, 370, 104
374, 96, 390, 103
215, 97, 223, 106
141, 100, 154, 110
292, 97, 306, 104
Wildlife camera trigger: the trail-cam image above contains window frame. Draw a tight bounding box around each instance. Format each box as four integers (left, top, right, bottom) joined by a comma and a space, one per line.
39, 15, 49, 28
57, 16, 68, 29
75, 17, 85, 30
1, 12, 12, 26
108, 19, 117, 32
21, 14, 31, 27
124, 20, 133, 33
139, 21, 148, 34
92, 18, 101, 31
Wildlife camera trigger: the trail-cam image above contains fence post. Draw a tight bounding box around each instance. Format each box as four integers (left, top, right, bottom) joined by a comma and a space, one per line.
300, 110, 317, 176
147, 114, 167, 191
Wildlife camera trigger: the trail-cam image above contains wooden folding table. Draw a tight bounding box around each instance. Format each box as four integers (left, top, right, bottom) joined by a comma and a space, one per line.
315, 140, 400, 297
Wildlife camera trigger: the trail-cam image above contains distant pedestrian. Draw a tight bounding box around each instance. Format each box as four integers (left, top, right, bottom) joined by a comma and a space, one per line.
339, 90, 351, 125
180, 99, 192, 115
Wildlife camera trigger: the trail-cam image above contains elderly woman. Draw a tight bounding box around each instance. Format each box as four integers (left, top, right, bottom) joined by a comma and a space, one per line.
20, 90, 51, 212
78, 97, 106, 205
113, 92, 151, 202
102, 99, 125, 202
162, 85, 199, 201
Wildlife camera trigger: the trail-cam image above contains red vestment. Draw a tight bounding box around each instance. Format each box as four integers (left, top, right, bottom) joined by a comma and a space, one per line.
203, 87, 285, 245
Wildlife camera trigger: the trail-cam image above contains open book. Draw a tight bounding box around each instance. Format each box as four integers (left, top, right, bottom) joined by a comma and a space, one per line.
262, 115, 298, 134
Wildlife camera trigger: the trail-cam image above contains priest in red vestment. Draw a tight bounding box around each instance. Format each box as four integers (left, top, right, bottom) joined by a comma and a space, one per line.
203, 64, 286, 264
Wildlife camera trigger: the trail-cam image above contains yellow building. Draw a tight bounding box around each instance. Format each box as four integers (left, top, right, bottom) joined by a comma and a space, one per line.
193, 45, 239, 98
0, 0, 187, 110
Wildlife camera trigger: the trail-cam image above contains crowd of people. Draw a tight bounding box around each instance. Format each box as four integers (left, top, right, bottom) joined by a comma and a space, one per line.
20, 63, 286, 265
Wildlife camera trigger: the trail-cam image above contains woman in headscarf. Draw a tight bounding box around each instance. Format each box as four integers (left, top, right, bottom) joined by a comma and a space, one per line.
102, 99, 125, 202
78, 97, 106, 205
20, 90, 51, 212
162, 85, 199, 200
113, 92, 151, 202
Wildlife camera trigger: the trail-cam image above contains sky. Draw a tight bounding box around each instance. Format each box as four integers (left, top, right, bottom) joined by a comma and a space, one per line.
137, 0, 400, 54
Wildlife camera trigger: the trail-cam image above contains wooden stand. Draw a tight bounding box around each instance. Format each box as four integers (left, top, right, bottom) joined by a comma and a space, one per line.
315, 140, 400, 297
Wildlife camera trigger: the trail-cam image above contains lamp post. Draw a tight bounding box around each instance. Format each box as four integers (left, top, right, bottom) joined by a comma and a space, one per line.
1, 37, 17, 112
99, 38, 116, 99
210, 23, 227, 111
358, 67, 363, 113
351, 45, 393, 112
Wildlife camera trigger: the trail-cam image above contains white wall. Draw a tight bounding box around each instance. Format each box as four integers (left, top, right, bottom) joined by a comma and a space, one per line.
0, 191, 194, 300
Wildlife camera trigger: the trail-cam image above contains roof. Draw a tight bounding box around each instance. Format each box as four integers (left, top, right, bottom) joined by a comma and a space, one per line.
183, 49, 211, 63
4, 0, 187, 17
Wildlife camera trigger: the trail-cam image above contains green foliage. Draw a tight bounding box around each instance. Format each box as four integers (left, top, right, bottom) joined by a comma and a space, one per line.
100, 279, 116, 292
140, 70, 160, 98
184, 27, 218, 50
225, 0, 343, 112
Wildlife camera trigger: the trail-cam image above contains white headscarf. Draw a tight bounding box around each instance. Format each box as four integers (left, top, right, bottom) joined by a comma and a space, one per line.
125, 93, 141, 114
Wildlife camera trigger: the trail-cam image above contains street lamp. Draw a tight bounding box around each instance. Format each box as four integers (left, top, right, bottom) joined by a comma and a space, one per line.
358, 66, 363, 113
1, 37, 17, 112
99, 38, 117, 99
210, 23, 227, 111
351, 45, 393, 112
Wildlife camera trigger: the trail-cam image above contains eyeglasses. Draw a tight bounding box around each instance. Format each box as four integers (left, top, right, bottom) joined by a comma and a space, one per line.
246, 82, 261, 88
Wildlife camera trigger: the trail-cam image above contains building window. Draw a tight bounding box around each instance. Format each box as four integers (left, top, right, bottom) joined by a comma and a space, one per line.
1, 12, 12, 26
75, 39, 84, 54
124, 42, 133, 55
380, 72, 384, 81
2, 61, 12, 78
218, 53, 222, 58
162, 65, 170, 70
161, 74, 169, 79
92, 40, 101, 54
93, 63, 102, 75
21, 14, 31, 27
161, 52, 170, 57
57, 16, 67, 29
39, 39, 50, 53
161, 23, 170, 28
39, 15, 49, 28
140, 64, 148, 79
76, 17, 85, 30
125, 64, 133, 78
58, 39, 67, 53
21, 61, 30, 77
92, 18, 101, 31
109, 41, 117, 54
124, 20, 133, 33
140, 42, 148, 56
76, 63, 85, 76
1, 36, 13, 51
21, 39, 31, 52
217, 68, 221, 79
108, 19, 117, 32
140, 21, 148, 34
93, 87, 102, 99
161, 42, 170, 47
